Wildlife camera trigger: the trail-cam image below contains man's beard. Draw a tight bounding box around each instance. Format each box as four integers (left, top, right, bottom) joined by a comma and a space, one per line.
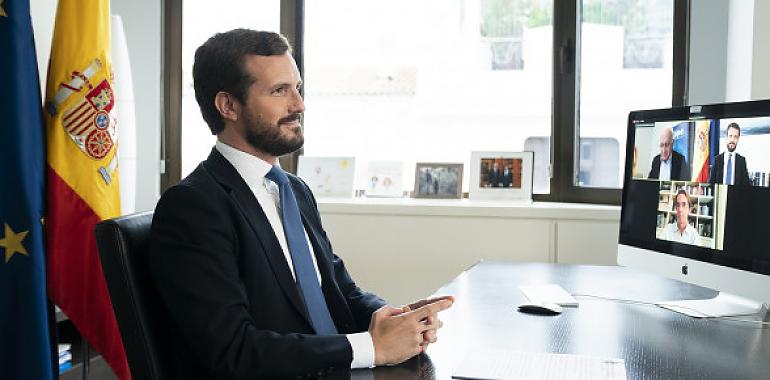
727, 143, 736, 152
242, 111, 304, 157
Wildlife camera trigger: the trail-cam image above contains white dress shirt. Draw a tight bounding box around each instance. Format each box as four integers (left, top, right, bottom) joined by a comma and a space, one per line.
659, 157, 672, 181
216, 141, 375, 369
722, 152, 736, 185
662, 222, 699, 245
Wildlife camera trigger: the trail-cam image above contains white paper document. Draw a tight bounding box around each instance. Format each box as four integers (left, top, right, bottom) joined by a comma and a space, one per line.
452, 350, 627, 380
519, 284, 578, 306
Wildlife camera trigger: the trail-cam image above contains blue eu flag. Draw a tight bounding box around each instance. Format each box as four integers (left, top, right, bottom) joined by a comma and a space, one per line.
0, 0, 55, 378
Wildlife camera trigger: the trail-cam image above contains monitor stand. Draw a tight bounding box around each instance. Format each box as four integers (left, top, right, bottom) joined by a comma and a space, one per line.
656, 292, 767, 318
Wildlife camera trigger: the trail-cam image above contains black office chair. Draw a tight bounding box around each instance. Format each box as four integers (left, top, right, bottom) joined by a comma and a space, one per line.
95, 211, 171, 380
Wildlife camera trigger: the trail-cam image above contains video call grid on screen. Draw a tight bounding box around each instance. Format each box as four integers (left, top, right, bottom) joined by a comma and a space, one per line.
620, 101, 770, 276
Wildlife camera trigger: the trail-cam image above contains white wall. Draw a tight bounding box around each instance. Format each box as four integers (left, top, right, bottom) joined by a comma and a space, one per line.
29, 0, 55, 94
725, 0, 754, 101
633, 126, 655, 178
752, 0, 770, 100
31, 0, 161, 213
110, 0, 161, 212
688, 1, 729, 105
689, 0, 770, 104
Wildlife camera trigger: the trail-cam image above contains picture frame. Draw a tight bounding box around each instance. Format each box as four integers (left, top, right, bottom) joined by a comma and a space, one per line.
365, 161, 405, 198
296, 156, 356, 198
412, 162, 464, 199
469, 151, 534, 202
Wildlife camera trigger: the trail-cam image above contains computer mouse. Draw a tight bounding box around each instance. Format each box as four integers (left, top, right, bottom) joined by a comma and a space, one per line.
517, 302, 563, 315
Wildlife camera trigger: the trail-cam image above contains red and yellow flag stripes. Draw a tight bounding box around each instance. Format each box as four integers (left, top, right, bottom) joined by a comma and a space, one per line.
44, 1, 129, 378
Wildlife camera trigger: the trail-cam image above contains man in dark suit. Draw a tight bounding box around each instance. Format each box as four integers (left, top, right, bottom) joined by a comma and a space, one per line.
709, 122, 750, 185
648, 127, 691, 180
148, 29, 453, 379
487, 161, 504, 187
502, 165, 513, 187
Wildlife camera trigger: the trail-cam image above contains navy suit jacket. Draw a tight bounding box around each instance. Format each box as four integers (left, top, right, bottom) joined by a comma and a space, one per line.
709, 152, 750, 185
148, 148, 386, 379
648, 151, 691, 181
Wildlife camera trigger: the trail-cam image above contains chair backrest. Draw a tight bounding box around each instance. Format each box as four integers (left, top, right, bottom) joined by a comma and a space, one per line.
95, 211, 171, 380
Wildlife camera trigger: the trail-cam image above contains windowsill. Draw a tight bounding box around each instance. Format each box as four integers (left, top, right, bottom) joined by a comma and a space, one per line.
317, 197, 620, 221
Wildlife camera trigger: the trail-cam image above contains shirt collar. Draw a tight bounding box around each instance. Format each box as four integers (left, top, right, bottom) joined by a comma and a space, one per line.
215, 140, 276, 189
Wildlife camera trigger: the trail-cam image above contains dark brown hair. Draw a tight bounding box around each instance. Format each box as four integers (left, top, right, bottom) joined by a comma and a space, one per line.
193, 29, 292, 134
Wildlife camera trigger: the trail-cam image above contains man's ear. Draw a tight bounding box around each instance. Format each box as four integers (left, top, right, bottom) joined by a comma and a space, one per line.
214, 92, 239, 123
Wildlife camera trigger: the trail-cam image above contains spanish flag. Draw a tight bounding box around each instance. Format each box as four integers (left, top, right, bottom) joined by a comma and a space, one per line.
44, 1, 129, 379
692, 120, 711, 182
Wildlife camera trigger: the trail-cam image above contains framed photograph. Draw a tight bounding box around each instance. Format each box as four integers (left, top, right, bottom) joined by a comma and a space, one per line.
469, 151, 534, 202
365, 161, 404, 198
296, 156, 356, 198
413, 163, 463, 199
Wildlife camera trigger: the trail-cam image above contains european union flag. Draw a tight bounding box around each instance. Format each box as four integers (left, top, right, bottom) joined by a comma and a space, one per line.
0, 0, 55, 378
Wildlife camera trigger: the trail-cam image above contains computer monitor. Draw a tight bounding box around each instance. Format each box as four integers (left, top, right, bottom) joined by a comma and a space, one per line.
618, 99, 770, 317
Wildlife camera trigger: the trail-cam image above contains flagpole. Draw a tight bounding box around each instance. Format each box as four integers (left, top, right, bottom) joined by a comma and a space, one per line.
81, 341, 90, 380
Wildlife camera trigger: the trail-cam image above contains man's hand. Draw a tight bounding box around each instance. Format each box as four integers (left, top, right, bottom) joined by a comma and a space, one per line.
402, 296, 453, 351
416, 315, 440, 351
405, 296, 454, 312
369, 298, 453, 365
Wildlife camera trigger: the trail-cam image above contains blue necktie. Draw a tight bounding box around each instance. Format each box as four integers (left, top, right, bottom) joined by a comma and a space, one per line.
265, 166, 338, 335
726, 153, 733, 185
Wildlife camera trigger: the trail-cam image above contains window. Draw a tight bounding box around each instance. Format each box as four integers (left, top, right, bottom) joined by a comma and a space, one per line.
303, 0, 554, 193
164, 0, 687, 204
180, 0, 281, 177
577, 0, 675, 189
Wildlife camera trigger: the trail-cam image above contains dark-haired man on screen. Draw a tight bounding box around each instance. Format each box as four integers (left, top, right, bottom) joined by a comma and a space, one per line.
709, 122, 750, 185
662, 190, 699, 245
148, 29, 453, 379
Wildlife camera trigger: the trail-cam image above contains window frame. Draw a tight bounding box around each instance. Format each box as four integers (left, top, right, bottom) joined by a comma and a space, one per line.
162, 0, 690, 205
542, 0, 689, 204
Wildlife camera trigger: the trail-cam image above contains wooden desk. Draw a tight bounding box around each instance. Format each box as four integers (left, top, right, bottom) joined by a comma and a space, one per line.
368, 261, 770, 379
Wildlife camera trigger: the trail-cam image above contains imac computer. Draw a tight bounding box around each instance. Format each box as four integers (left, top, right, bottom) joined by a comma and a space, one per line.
618, 99, 770, 318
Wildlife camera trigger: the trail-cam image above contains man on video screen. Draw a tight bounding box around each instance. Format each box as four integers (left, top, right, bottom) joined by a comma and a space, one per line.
649, 127, 690, 181
662, 190, 699, 245
709, 122, 750, 185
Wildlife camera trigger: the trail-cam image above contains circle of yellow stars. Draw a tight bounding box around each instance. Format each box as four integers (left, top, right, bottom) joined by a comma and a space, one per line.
1, 224, 29, 263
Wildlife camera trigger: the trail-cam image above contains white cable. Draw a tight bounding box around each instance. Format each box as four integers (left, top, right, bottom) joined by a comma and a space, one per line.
572, 293, 770, 326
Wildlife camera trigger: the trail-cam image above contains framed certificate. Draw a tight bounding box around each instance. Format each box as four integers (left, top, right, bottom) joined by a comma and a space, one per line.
296, 156, 356, 198
365, 161, 404, 198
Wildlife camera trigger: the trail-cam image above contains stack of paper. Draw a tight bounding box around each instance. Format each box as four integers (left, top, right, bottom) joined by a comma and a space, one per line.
453, 349, 626, 380
519, 284, 578, 306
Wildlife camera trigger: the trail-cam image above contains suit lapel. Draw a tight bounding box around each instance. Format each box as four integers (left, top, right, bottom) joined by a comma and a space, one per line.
202, 149, 311, 324
651, 156, 660, 178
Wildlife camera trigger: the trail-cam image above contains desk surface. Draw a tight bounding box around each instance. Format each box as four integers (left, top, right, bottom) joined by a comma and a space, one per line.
369, 261, 770, 379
